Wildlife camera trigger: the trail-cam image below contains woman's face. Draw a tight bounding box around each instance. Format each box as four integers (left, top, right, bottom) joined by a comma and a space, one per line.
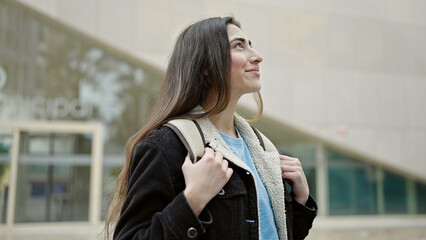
227, 24, 263, 99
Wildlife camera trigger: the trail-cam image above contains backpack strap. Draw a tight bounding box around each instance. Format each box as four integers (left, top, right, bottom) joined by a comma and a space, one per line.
165, 119, 277, 163
252, 126, 291, 186
251, 126, 278, 153
164, 119, 205, 163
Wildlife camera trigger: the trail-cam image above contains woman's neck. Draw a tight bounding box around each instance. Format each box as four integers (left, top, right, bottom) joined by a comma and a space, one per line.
209, 108, 236, 137
208, 97, 239, 138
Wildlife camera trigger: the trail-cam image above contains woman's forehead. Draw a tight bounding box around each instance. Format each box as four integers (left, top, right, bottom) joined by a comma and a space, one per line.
227, 24, 248, 40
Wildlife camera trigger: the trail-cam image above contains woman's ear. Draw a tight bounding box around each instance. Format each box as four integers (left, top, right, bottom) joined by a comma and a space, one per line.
204, 69, 209, 77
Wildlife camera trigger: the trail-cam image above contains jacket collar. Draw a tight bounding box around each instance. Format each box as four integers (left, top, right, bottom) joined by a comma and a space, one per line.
193, 108, 288, 240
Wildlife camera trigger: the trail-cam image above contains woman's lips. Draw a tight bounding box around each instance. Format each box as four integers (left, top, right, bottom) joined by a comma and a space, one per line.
246, 68, 260, 77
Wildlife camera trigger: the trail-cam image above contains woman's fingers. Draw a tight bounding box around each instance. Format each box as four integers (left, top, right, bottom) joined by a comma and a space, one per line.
282, 170, 303, 180
280, 154, 309, 205
204, 147, 215, 159
226, 166, 233, 179
280, 155, 297, 160
182, 147, 233, 215
281, 165, 304, 182
280, 155, 302, 165
214, 150, 223, 159
280, 155, 303, 173
222, 158, 229, 170
280, 165, 301, 173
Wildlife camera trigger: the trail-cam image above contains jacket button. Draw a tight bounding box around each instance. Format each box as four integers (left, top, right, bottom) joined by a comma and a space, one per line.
187, 227, 197, 238
218, 188, 225, 196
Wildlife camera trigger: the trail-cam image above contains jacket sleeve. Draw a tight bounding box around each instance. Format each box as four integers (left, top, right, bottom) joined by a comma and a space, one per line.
113, 138, 211, 240
291, 193, 318, 240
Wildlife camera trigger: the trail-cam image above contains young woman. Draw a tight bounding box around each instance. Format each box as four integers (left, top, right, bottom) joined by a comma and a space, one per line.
105, 16, 317, 240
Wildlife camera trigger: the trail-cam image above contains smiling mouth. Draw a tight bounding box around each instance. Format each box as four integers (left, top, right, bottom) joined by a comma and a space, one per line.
246, 70, 260, 77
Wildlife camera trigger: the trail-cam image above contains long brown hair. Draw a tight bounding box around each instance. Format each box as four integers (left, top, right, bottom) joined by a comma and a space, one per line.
105, 16, 262, 238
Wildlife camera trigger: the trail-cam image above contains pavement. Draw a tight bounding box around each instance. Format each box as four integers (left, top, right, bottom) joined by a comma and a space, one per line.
1, 216, 426, 240
308, 227, 426, 240
0, 224, 104, 240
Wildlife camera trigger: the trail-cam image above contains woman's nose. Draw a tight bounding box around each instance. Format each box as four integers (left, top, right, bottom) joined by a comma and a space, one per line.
250, 49, 263, 64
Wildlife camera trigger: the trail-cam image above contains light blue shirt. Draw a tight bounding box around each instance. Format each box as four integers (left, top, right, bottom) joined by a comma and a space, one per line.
219, 129, 279, 240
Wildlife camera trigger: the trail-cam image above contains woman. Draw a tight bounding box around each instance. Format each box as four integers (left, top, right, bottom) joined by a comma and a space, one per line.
105, 16, 317, 240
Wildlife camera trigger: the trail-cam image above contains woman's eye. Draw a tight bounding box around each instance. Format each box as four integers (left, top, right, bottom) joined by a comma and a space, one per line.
234, 42, 243, 49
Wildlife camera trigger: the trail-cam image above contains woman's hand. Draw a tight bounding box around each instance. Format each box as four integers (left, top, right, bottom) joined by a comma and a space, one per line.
280, 155, 309, 205
182, 147, 233, 216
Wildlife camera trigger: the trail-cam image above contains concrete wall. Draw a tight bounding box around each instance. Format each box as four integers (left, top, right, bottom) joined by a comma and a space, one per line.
17, 0, 426, 180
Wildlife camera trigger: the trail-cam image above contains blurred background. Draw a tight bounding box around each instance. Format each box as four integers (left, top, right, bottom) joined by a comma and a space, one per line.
0, 0, 425, 239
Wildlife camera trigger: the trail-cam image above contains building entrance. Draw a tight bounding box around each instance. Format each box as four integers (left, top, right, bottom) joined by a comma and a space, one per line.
0, 121, 103, 226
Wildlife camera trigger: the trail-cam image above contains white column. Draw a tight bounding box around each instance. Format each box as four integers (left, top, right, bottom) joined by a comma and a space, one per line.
316, 144, 328, 216
6, 128, 19, 226
89, 124, 104, 225
376, 167, 385, 214
407, 178, 417, 214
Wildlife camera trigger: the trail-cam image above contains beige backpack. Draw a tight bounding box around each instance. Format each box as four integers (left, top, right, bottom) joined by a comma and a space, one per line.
164, 119, 277, 163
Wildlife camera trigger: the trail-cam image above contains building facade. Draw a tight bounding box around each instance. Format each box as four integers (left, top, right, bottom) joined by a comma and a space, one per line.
0, 0, 425, 238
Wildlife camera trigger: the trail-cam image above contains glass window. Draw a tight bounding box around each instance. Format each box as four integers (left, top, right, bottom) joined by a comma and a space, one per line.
101, 163, 120, 220
382, 170, 407, 214
416, 182, 426, 214
15, 132, 91, 222
328, 149, 377, 215
0, 129, 12, 224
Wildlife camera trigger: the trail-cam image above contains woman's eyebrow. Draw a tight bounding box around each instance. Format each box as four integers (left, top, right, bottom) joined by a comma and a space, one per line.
230, 37, 253, 46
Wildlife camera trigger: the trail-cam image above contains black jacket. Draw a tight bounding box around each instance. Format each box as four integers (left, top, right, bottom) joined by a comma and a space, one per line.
114, 124, 317, 240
